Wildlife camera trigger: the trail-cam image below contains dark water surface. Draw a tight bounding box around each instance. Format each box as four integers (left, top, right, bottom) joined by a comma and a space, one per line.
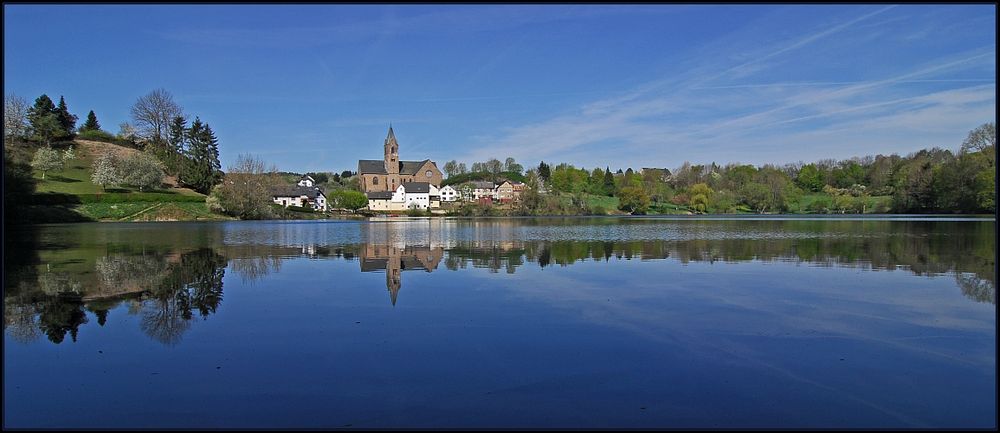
3, 217, 996, 428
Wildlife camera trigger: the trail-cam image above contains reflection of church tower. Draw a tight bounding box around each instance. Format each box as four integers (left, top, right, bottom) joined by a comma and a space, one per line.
359, 241, 444, 306
384, 125, 399, 190
386, 245, 402, 306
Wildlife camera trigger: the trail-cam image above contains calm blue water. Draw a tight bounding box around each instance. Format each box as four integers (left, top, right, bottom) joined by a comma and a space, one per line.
3, 217, 996, 428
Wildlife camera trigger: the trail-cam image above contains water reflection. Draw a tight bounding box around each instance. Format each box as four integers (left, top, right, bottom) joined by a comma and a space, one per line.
3, 218, 995, 346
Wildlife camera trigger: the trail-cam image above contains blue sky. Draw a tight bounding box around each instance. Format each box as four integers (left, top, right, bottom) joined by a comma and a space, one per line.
4, 4, 995, 173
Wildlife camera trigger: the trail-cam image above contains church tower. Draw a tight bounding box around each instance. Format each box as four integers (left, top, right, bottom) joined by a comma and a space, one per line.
384, 125, 399, 177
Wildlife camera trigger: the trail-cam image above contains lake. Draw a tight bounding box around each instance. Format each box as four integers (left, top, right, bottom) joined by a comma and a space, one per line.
3, 217, 996, 429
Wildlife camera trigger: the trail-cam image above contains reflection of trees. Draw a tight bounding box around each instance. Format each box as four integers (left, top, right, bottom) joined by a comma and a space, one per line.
956, 273, 996, 304
441, 226, 995, 304
137, 248, 227, 345
94, 253, 170, 297
223, 244, 350, 283
37, 272, 83, 296
4, 297, 41, 343
37, 294, 88, 344
6, 246, 228, 346
139, 295, 192, 346
229, 256, 283, 283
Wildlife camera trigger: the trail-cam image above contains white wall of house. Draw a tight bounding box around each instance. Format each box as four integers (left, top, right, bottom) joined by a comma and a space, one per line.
472, 187, 497, 200
369, 184, 441, 211
274, 193, 327, 211
440, 185, 458, 202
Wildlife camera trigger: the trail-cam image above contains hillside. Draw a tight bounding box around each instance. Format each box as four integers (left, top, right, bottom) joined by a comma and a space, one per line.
25, 139, 231, 222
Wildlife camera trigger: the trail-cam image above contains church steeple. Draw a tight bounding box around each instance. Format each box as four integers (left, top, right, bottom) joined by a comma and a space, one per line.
384, 124, 399, 175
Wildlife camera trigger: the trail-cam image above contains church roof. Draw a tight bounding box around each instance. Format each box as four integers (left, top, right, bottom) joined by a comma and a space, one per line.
358, 159, 436, 175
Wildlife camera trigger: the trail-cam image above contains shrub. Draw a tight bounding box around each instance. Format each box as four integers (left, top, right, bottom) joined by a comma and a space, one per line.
76, 129, 119, 143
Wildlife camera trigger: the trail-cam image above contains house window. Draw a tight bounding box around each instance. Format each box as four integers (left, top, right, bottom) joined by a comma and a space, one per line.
425, 170, 432, 177
373, 177, 378, 185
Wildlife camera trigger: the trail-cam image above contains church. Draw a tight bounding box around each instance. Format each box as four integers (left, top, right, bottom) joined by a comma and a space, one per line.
358, 126, 443, 193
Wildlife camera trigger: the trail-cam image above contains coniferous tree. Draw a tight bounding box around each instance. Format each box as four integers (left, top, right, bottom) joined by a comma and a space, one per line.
168, 116, 187, 154
160, 115, 187, 175
202, 123, 222, 186
55, 96, 77, 136
27, 94, 61, 143
81, 110, 100, 132
538, 161, 551, 181
181, 117, 223, 194
604, 167, 615, 196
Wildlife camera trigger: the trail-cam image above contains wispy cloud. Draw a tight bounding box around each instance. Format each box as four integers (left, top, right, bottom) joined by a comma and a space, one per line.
158, 5, 681, 48
461, 7, 996, 169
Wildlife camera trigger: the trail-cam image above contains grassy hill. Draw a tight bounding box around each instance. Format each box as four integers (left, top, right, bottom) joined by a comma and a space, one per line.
25, 140, 231, 222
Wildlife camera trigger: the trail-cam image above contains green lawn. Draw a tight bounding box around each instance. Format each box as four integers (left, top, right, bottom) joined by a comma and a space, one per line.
583, 194, 620, 212
24, 141, 218, 223
33, 144, 205, 198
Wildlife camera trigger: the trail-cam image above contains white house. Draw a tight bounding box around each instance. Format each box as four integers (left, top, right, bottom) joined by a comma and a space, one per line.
439, 185, 459, 202
273, 185, 327, 211
367, 182, 441, 211
469, 181, 497, 201
297, 175, 316, 187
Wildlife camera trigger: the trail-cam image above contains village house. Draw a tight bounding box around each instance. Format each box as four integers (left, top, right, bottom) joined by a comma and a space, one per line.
297, 175, 316, 187
469, 181, 497, 202
439, 185, 459, 202
272, 176, 328, 211
358, 126, 443, 193
366, 182, 441, 211
496, 180, 526, 203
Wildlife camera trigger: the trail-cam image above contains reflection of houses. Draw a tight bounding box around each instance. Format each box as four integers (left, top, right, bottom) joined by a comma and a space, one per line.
359, 243, 444, 305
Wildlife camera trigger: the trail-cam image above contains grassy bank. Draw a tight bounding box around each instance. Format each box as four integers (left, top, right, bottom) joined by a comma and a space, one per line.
19, 140, 230, 223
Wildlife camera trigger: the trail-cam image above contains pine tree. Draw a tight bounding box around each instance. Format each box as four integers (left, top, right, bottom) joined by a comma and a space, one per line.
538, 161, 551, 181
181, 117, 222, 194
168, 116, 187, 154
55, 96, 77, 136
202, 122, 222, 186
27, 94, 60, 143
160, 115, 187, 175
604, 167, 615, 196
81, 110, 100, 132
28, 94, 56, 123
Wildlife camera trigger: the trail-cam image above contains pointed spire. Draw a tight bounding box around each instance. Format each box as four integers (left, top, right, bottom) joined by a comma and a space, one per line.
389, 285, 399, 306
387, 123, 395, 141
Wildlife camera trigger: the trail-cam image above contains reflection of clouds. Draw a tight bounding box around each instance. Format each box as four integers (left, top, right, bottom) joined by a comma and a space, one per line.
492, 262, 992, 426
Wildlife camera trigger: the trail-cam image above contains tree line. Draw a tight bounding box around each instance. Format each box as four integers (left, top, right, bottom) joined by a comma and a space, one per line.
441, 123, 994, 215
